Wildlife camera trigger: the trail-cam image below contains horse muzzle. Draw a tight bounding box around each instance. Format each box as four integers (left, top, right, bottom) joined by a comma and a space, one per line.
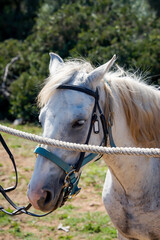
27, 182, 65, 212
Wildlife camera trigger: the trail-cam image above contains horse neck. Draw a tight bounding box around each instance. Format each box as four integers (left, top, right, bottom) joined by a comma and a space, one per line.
103, 87, 152, 197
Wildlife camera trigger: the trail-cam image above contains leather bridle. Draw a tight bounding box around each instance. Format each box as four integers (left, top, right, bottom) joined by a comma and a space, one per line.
0, 83, 116, 217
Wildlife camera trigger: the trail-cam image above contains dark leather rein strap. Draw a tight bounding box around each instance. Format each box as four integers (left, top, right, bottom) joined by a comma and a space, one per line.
0, 133, 18, 192
0, 133, 54, 217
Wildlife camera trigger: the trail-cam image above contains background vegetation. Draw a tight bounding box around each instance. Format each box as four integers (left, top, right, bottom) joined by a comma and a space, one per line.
0, 0, 160, 122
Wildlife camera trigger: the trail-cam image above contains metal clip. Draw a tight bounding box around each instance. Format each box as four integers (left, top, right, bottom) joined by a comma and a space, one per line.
93, 119, 100, 134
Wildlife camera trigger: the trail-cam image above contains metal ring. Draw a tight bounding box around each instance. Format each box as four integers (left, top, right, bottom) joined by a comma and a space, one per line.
64, 169, 76, 184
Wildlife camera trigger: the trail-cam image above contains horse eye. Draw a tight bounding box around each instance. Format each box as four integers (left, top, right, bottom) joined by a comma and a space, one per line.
72, 120, 85, 128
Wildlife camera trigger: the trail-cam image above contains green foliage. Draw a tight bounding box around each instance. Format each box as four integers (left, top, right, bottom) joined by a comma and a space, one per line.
0, 0, 159, 122
10, 73, 40, 121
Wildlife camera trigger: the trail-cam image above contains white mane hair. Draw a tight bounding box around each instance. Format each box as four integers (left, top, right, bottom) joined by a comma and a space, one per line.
38, 60, 94, 107
38, 59, 160, 147
106, 67, 160, 147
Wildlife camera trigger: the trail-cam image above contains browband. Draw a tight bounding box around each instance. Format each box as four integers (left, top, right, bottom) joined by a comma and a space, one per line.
58, 84, 98, 99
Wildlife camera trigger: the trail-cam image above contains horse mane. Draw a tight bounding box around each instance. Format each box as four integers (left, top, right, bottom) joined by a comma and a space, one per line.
38, 59, 160, 147
105, 69, 160, 147
38, 60, 93, 107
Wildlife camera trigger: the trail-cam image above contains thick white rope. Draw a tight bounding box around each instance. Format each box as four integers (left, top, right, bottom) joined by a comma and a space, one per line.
0, 124, 160, 157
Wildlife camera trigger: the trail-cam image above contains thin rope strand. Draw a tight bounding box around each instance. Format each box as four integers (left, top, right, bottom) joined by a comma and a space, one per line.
0, 124, 160, 157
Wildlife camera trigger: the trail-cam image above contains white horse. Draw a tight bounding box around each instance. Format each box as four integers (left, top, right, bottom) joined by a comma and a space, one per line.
27, 53, 160, 240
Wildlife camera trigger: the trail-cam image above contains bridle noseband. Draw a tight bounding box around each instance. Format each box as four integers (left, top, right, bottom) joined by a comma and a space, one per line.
0, 83, 116, 216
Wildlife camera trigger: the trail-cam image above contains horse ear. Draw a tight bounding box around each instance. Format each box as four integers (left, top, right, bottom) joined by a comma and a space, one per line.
49, 52, 64, 75
87, 55, 116, 85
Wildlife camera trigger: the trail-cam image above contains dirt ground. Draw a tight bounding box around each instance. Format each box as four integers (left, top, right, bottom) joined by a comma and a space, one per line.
0, 146, 105, 211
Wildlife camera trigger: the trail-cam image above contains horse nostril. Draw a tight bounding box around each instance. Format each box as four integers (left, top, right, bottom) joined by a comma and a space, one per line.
37, 189, 53, 210
44, 190, 52, 205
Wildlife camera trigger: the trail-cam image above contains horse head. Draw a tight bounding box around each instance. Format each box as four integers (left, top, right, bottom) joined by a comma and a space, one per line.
27, 53, 116, 212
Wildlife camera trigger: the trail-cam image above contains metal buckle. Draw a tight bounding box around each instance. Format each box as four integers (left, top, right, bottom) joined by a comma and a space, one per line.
34, 144, 41, 158
64, 169, 75, 185
63, 169, 81, 199
93, 119, 100, 134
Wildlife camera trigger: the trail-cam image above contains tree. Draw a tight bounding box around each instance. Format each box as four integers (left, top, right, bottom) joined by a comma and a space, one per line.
0, 0, 159, 122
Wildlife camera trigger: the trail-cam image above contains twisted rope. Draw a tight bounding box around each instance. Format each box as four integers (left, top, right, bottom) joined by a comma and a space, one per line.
0, 124, 160, 157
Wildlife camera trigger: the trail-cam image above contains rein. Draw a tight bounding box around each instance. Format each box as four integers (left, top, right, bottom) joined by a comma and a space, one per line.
0, 133, 53, 217
0, 83, 115, 217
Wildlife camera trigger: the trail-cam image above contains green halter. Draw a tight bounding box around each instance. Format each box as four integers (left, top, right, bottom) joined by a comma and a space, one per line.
34, 146, 98, 197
